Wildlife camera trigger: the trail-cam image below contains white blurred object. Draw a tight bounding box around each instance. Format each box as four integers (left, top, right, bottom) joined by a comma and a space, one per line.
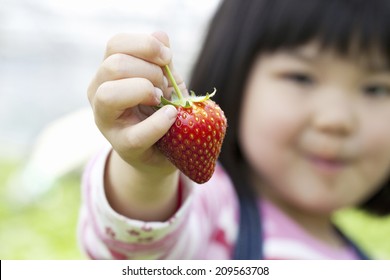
6, 108, 107, 204
4, 0, 221, 204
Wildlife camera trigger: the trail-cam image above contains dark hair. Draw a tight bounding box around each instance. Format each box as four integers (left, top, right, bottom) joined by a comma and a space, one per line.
190, 0, 390, 223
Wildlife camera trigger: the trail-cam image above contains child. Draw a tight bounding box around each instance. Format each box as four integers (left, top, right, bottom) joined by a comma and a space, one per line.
79, 0, 390, 259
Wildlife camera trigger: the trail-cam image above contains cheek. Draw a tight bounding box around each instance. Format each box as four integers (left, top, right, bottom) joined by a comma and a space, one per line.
359, 119, 390, 184
363, 121, 390, 156
238, 87, 303, 174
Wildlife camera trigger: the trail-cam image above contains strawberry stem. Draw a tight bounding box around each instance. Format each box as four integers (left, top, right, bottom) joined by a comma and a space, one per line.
164, 65, 184, 101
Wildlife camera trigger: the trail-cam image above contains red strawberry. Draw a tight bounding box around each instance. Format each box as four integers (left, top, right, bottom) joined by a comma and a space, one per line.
156, 65, 227, 184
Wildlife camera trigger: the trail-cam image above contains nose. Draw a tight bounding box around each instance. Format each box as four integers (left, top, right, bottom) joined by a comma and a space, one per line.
312, 90, 357, 137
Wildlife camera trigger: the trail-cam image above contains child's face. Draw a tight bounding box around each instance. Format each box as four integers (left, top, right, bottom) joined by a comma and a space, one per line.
239, 42, 390, 214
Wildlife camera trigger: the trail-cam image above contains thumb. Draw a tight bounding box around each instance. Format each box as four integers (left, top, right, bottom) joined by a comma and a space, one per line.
124, 105, 177, 150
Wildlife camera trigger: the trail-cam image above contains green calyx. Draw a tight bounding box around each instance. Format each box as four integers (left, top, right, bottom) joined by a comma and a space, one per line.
159, 65, 216, 108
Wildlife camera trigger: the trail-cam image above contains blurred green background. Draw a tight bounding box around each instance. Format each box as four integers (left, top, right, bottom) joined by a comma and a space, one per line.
1, 157, 390, 260
0, 159, 84, 259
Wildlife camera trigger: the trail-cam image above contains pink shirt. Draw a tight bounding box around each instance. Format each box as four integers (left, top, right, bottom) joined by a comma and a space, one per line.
78, 146, 359, 259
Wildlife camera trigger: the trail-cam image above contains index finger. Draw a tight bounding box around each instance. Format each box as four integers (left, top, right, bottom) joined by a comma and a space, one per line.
104, 33, 172, 66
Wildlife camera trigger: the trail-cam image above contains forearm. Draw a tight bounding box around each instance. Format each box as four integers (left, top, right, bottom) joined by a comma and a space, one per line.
104, 150, 180, 221
78, 147, 238, 259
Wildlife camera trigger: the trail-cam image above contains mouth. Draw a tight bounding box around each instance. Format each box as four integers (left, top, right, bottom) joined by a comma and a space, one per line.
307, 155, 348, 175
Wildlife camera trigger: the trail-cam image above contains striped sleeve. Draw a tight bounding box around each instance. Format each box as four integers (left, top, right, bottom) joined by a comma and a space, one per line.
77, 146, 239, 259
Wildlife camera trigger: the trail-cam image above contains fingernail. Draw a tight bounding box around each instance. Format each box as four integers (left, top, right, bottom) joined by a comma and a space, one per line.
163, 105, 177, 120
163, 76, 168, 88
160, 46, 172, 62
154, 87, 163, 102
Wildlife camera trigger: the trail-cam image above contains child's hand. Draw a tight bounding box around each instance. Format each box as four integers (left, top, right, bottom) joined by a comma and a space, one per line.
87, 32, 183, 175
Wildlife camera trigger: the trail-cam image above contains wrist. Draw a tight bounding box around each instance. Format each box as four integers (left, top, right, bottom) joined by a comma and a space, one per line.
104, 149, 180, 221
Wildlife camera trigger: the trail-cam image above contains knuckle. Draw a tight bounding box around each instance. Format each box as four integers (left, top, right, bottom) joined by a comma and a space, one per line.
151, 65, 165, 85
105, 33, 126, 55
144, 78, 156, 92
134, 77, 155, 95
102, 53, 129, 77
144, 36, 163, 58
94, 82, 116, 109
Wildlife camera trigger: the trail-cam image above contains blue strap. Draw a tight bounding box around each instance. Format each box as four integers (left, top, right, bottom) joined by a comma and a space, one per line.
232, 196, 369, 260
334, 226, 370, 260
233, 195, 263, 259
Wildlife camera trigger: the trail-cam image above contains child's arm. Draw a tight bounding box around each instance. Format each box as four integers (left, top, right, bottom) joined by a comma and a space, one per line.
79, 32, 239, 260
104, 149, 180, 221
87, 32, 184, 221
78, 146, 239, 259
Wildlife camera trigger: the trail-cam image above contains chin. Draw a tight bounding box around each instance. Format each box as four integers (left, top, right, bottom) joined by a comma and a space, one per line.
281, 186, 346, 215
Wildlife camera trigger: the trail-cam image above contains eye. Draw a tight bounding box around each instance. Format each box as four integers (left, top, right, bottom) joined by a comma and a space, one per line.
283, 72, 315, 86
362, 84, 390, 98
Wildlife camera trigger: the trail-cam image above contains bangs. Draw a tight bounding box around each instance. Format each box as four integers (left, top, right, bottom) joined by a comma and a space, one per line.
248, 0, 390, 66
189, 0, 390, 219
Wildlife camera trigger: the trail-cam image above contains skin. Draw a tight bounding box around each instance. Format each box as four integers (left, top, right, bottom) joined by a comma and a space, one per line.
87, 32, 187, 221
239, 43, 390, 247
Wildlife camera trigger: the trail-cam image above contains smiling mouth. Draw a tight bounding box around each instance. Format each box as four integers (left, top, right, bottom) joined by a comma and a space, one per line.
308, 155, 347, 174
